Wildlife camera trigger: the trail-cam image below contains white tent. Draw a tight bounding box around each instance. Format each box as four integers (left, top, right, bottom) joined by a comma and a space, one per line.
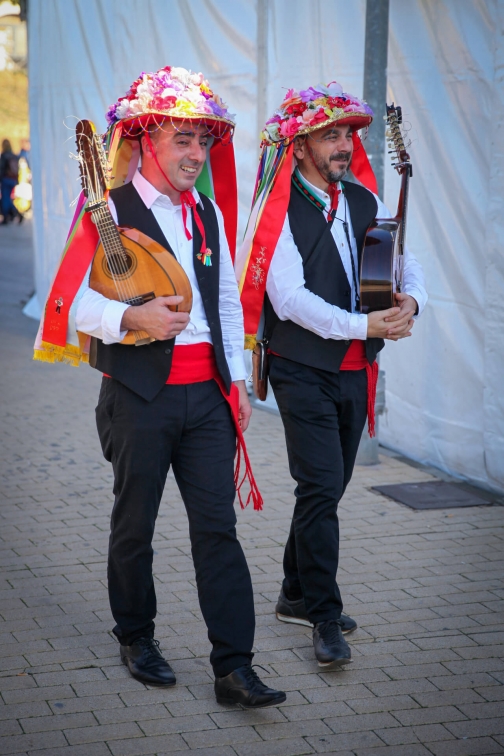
27, 0, 504, 493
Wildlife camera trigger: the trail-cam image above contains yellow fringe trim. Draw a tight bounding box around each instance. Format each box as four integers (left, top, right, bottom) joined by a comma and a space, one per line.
33, 340, 85, 368
244, 334, 257, 350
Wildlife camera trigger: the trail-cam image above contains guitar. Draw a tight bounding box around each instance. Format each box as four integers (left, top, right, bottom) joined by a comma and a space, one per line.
359, 104, 412, 313
75, 119, 192, 346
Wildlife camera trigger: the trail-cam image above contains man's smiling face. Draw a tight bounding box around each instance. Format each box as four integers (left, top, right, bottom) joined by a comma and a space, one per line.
294, 123, 354, 186
141, 121, 209, 193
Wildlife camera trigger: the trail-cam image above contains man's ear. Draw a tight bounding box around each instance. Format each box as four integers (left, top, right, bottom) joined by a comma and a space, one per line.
293, 135, 306, 161
140, 134, 149, 158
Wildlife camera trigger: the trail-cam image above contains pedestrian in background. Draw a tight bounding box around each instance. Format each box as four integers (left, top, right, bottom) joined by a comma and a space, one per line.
0, 139, 21, 224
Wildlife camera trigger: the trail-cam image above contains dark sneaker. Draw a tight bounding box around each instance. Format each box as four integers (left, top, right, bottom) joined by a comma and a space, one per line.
275, 589, 357, 634
215, 664, 286, 708
120, 638, 176, 687
313, 620, 352, 669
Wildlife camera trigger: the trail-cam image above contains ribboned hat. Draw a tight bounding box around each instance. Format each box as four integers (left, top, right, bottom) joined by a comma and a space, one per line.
105, 65, 235, 141
104, 65, 238, 259
261, 81, 373, 145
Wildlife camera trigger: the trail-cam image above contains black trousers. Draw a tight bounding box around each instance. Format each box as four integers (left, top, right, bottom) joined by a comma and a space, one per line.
269, 355, 368, 624
95, 377, 255, 678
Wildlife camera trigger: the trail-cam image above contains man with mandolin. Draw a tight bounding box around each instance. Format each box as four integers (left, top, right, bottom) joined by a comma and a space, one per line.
34, 66, 285, 708
236, 81, 427, 670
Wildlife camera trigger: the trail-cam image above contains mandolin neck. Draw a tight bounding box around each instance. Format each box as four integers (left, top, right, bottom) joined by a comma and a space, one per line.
90, 201, 124, 256
88, 201, 135, 303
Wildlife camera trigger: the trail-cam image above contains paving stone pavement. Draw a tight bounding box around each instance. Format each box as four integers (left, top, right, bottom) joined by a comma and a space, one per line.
1, 220, 503, 756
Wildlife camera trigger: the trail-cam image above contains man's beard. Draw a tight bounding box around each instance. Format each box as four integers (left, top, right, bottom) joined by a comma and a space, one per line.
312, 149, 351, 183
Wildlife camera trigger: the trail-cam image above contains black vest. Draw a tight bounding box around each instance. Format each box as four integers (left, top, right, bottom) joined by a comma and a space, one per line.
267, 180, 384, 371
90, 182, 231, 401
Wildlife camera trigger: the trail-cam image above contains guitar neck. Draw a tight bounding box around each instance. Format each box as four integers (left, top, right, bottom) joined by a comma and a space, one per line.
396, 164, 411, 254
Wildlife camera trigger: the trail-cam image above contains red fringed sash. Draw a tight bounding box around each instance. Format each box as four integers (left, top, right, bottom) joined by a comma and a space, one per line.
340, 339, 379, 437
166, 342, 263, 510
240, 142, 294, 341
42, 203, 99, 348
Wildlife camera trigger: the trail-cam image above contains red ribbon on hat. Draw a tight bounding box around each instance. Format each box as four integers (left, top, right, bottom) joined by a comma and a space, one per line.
144, 131, 208, 257
351, 131, 378, 194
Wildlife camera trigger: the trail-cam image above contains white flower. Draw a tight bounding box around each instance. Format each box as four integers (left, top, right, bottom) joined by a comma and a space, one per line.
116, 100, 132, 119
161, 87, 178, 99
170, 67, 191, 86
184, 85, 203, 104
190, 72, 204, 86
326, 81, 344, 96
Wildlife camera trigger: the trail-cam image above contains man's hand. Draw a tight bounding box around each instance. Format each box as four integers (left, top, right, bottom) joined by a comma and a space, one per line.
367, 305, 413, 341
121, 296, 190, 341
383, 292, 418, 339
234, 380, 252, 432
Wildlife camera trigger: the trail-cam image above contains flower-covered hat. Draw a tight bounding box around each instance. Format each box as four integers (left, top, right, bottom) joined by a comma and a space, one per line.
104, 65, 238, 260
106, 65, 235, 139
262, 81, 373, 145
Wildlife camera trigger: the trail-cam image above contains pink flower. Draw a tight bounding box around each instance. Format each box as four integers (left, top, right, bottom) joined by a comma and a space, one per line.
279, 117, 301, 138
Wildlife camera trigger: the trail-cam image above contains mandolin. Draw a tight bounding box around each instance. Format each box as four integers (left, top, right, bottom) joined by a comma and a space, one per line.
359, 104, 412, 313
75, 119, 192, 346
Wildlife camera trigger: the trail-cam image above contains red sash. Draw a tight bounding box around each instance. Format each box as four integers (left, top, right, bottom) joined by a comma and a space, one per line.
168, 343, 263, 510
340, 339, 379, 438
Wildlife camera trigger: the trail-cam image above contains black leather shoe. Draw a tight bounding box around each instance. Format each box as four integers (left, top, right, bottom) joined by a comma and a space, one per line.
120, 638, 176, 687
215, 665, 286, 708
313, 620, 352, 669
275, 589, 357, 634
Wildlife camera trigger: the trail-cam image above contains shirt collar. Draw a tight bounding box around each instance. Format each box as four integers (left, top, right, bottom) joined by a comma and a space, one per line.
294, 167, 340, 210
132, 169, 202, 210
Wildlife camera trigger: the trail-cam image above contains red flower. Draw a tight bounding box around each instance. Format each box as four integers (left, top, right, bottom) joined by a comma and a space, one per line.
151, 95, 177, 111
310, 108, 328, 126
327, 96, 347, 109
286, 102, 305, 117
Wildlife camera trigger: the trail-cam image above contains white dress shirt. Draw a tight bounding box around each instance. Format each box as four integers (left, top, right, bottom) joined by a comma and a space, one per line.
75, 169, 247, 381
266, 170, 427, 341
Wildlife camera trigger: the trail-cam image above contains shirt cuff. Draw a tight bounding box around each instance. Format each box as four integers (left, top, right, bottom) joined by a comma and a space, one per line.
227, 352, 248, 383
403, 286, 427, 318
348, 312, 368, 341
101, 300, 130, 344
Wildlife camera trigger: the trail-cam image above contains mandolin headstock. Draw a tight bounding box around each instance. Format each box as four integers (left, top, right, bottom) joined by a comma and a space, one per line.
75, 120, 109, 202
386, 104, 411, 175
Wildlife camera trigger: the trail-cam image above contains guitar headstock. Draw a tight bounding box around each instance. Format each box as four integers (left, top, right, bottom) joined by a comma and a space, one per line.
386, 104, 411, 174
75, 120, 109, 201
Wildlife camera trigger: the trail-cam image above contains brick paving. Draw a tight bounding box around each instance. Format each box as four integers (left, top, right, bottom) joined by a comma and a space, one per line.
1, 220, 503, 755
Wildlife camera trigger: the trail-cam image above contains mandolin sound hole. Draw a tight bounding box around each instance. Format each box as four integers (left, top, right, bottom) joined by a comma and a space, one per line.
102, 250, 137, 280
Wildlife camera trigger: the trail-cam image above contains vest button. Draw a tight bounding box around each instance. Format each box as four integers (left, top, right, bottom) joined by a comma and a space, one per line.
164, 348, 172, 355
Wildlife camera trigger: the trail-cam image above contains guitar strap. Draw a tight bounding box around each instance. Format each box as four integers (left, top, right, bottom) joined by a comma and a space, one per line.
340, 185, 361, 310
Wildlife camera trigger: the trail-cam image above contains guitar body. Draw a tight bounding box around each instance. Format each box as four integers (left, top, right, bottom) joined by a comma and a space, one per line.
360, 219, 401, 313
89, 226, 193, 345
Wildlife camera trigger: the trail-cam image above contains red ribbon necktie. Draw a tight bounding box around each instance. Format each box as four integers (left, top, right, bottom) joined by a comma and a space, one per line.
328, 183, 340, 220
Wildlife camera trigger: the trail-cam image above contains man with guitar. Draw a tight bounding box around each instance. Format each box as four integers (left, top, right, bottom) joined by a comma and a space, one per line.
237, 82, 427, 670
66, 67, 286, 708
